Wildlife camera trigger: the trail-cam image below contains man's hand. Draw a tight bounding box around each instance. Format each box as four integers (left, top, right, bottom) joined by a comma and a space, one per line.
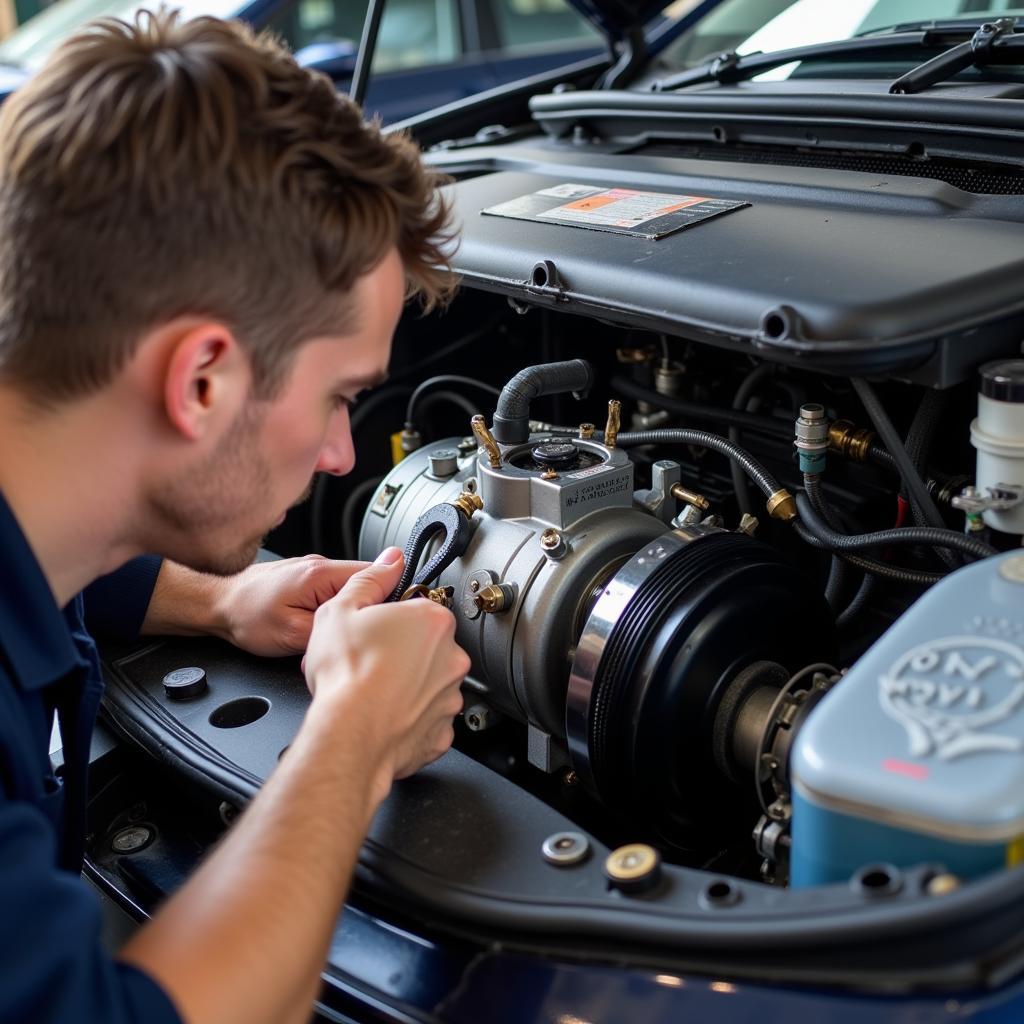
216, 555, 369, 656
303, 547, 470, 800
141, 556, 369, 656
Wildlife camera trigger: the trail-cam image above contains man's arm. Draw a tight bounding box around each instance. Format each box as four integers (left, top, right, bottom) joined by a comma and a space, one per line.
119, 549, 469, 1024
140, 555, 369, 656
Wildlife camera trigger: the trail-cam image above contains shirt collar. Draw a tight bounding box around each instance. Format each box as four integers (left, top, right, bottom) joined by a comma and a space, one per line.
0, 488, 83, 690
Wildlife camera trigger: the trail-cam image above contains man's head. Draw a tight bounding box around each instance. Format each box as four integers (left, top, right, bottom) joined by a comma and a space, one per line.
0, 10, 455, 573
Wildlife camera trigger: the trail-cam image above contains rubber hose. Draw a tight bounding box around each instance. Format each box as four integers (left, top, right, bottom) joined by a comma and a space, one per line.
791, 522, 945, 585
616, 429, 781, 498
836, 572, 877, 629
851, 378, 946, 531
804, 473, 916, 593
493, 359, 594, 444
795, 493, 995, 560
413, 389, 485, 426
612, 375, 793, 439
806, 475, 852, 612
901, 389, 960, 569
729, 363, 775, 517
405, 376, 500, 430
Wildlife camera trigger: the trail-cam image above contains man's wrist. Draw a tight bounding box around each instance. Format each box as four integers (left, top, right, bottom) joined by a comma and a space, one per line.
305, 685, 396, 812
141, 562, 235, 642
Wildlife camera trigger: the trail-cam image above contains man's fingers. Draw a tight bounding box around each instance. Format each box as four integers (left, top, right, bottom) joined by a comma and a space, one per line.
302, 557, 370, 604
334, 548, 405, 610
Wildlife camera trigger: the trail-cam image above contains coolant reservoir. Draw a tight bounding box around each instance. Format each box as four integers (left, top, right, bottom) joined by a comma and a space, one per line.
790, 553, 1024, 887
971, 359, 1024, 533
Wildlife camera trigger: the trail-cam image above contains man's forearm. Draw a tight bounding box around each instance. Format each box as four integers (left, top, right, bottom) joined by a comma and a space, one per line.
139, 561, 232, 640
120, 691, 389, 1024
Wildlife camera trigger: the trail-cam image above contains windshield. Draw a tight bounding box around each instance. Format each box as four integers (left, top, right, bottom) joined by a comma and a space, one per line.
0, 0, 245, 71
660, 0, 1024, 73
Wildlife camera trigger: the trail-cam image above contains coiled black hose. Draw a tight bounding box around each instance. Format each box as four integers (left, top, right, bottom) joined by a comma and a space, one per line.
791, 520, 945, 585
616, 429, 781, 499
795, 493, 996, 560
803, 473, 943, 589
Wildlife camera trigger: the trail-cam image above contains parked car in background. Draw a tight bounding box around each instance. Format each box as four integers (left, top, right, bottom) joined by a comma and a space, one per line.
0, 0, 609, 120
90, 0, 1024, 1021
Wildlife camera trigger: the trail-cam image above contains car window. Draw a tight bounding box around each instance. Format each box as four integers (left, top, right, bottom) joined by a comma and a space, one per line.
660, 0, 1024, 72
489, 0, 602, 54
266, 0, 461, 72
0, 0, 243, 71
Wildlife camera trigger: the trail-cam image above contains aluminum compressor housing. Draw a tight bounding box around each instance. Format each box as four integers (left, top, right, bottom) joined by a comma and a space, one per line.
359, 432, 667, 771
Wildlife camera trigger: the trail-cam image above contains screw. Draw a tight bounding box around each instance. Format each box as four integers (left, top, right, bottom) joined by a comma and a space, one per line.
470, 579, 480, 593
541, 468, 559, 481
541, 831, 590, 866
926, 873, 961, 897
464, 703, 495, 731
111, 825, 152, 853
541, 529, 560, 549
562, 769, 579, 787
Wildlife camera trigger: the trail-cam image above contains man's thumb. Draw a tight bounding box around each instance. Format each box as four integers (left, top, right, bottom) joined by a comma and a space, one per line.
338, 547, 404, 609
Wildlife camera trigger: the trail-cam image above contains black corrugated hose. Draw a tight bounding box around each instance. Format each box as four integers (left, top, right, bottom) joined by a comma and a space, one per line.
804, 473, 941, 592
795, 492, 995, 560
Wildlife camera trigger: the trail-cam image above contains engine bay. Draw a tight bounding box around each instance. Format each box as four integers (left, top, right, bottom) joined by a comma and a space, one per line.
96, 121, 1024, 989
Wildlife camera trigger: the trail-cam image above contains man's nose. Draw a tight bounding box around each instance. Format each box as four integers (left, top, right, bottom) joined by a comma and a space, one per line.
316, 405, 356, 476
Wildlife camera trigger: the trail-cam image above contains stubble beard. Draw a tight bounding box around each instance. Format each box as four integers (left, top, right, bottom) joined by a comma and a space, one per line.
147, 401, 273, 576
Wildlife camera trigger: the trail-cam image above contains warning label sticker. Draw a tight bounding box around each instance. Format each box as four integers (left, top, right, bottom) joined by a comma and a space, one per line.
483, 183, 748, 240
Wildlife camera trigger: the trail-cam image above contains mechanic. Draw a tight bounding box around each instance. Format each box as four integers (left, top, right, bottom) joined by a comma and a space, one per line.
0, 10, 469, 1024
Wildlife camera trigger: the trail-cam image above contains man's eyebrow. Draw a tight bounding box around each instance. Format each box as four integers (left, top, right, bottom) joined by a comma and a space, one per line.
340, 370, 390, 392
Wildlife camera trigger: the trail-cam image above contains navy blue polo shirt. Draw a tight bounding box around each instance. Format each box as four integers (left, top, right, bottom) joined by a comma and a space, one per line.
0, 490, 182, 1023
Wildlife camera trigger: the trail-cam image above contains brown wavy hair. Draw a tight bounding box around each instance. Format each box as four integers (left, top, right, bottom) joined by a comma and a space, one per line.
0, 9, 457, 403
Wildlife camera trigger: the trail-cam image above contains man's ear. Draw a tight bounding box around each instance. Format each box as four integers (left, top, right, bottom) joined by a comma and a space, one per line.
162, 322, 250, 442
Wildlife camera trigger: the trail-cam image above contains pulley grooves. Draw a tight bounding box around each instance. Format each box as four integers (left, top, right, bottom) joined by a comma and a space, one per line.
588, 532, 755, 798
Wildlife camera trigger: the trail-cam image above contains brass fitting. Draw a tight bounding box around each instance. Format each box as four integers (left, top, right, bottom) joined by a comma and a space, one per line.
473, 584, 509, 614
579, 422, 596, 440
604, 400, 622, 449
670, 483, 710, 512
766, 488, 797, 522
470, 414, 502, 469
828, 419, 875, 463
400, 584, 454, 608
450, 491, 484, 519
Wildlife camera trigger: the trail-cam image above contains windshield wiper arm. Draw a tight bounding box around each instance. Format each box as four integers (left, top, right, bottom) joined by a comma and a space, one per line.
651, 25, 1013, 93
889, 17, 1022, 94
